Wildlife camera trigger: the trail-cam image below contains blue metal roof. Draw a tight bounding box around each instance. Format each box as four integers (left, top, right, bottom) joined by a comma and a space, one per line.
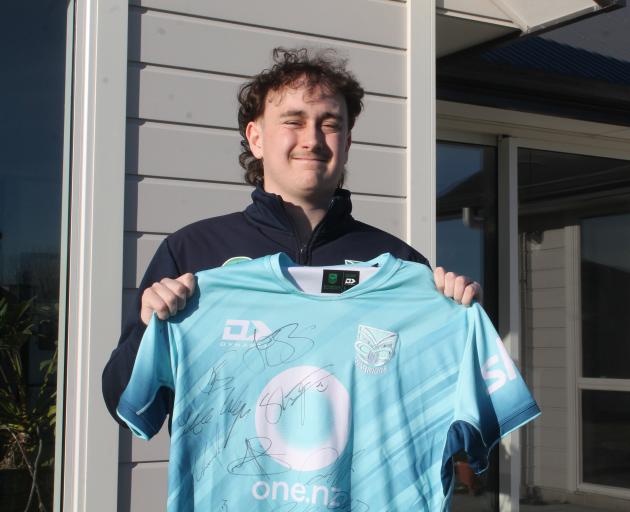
480, 36, 630, 86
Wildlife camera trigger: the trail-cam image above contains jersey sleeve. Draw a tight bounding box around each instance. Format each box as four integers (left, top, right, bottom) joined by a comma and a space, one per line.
102, 238, 181, 426
116, 314, 177, 440
443, 304, 540, 479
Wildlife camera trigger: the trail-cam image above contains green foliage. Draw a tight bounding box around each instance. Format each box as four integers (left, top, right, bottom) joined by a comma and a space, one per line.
0, 295, 57, 511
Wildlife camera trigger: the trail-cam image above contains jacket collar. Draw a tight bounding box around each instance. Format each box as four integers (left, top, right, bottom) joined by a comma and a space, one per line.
244, 185, 353, 241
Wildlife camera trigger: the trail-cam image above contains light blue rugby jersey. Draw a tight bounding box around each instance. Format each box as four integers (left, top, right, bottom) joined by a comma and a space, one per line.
117, 253, 540, 511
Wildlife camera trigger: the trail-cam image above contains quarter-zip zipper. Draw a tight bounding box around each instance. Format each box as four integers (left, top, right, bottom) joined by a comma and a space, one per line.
280, 195, 339, 265
300, 196, 338, 265
278, 200, 308, 263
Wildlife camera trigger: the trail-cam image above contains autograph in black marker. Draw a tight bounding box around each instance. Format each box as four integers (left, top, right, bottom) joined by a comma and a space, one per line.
258, 365, 333, 425
243, 323, 315, 373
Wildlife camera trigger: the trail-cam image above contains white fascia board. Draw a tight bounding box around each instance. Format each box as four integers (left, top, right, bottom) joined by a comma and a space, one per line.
490, 0, 619, 34
437, 0, 619, 34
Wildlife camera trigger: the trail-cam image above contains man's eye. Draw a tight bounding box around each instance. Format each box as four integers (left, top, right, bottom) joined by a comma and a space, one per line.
284, 120, 301, 126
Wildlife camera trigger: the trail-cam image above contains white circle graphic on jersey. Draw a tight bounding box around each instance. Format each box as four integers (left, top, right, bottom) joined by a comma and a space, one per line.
255, 365, 350, 472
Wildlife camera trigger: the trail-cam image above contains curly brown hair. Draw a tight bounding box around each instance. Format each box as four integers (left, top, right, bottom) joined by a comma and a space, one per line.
237, 47, 364, 186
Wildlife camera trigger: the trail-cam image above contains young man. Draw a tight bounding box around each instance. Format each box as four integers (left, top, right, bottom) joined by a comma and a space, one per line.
102, 48, 481, 424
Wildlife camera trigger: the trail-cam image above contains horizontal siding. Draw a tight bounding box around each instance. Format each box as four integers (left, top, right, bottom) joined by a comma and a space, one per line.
123, 233, 164, 289
125, 177, 406, 237
534, 407, 567, 430
532, 347, 566, 368
527, 247, 564, 270
120, 426, 170, 463
118, 462, 168, 511
127, 64, 406, 147
131, 0, 406, 49
533, 425, 567, 450
126, 121, 241, 184
533, 448, 566, 470
523, 229, 570, 492
526, 307, 565, 329
126, 121, 406, 196
124, 178, 252, 234
128, 8, 406, 97
532, 465, 567, 490
526, 288, 564, 309
527, 327, 566, 348
529, 367, 566, 388
528, 268, 565, 288
527, 229, 565, 251
533, 387, 567, 409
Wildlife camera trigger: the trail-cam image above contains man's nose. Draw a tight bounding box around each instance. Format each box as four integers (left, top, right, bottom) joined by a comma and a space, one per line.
300, 122, 324, 150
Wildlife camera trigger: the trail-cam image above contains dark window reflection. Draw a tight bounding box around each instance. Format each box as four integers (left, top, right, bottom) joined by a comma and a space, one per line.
437, 141, 498, 511
437, 142, 497, 316
581, 214, 630, 379
582, 390, 630, 489
518, 148, 630, 232
0, 3, 68, 510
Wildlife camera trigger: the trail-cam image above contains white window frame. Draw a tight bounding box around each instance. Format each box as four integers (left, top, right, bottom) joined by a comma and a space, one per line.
438, 100, 630, 510
62, 0, 128, 511
568, 221, 630, 501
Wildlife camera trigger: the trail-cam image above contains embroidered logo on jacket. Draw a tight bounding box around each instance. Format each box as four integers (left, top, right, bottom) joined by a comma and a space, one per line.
354, 325, 398, 374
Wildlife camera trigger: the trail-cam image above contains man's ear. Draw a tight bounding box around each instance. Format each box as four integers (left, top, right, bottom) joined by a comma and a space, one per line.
344, 132, 352, 164
246, 121, 263, 159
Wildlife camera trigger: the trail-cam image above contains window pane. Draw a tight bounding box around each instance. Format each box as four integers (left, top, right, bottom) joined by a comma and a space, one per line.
436, 142, 497, 292
518, 148, 630, 232
0, 3, 69, 510
582, 390, 630, 489
581, 213, 630, 379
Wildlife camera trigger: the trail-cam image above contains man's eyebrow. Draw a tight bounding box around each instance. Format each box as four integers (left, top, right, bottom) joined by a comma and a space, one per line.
279, 110, 306, 118
279, 110, 343, 120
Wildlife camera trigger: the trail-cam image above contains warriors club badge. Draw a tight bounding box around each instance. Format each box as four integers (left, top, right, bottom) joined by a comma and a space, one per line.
354, 325, 398, 374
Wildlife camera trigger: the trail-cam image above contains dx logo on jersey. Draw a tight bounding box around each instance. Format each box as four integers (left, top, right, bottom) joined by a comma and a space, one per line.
222, 319, 272, 342
481, 337, 517, 394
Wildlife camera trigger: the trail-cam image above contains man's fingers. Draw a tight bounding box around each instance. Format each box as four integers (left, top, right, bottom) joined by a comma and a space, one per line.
139, 273, 196, 325
176, 273, 196, 298
433, 267, 446, 293
453, 275, 471, 304
153, 282, 181, 315
435, 267, 484, 306
161, 278, 191, 310
140, 286, 173, 324
461, 282, 483, 306
443, 272, 456, 298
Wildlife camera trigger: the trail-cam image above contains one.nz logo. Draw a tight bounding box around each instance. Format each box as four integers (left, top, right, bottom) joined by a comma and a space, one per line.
354, 325, 398, 374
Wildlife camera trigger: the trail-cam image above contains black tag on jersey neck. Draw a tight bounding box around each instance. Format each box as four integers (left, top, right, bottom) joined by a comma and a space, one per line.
321, 270, 361, 294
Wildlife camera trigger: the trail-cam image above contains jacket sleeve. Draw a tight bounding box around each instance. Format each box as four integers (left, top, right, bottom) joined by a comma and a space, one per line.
102, 238, 181, 426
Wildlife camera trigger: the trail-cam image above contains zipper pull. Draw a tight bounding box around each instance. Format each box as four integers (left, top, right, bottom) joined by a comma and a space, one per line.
298, 244, 307, 263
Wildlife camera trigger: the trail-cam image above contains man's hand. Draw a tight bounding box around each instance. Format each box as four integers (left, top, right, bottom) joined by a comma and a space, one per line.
433, 267, 482, 306
140, 273, 196, 325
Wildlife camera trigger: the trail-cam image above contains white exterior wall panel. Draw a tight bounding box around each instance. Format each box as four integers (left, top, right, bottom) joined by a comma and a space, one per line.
523, 228, 570, 494
121, 2, 409, 509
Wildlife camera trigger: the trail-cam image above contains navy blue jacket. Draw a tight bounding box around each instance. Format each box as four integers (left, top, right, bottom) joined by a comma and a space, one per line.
102, 186, 429, 425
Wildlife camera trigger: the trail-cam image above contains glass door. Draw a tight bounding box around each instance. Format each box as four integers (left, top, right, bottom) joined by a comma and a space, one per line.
437, 140, 499, 511
0, 3, 73, 510
518, 147, 630, 507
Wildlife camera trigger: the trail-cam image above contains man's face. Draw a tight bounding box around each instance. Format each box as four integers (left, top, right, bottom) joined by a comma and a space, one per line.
246, 81, 351, 207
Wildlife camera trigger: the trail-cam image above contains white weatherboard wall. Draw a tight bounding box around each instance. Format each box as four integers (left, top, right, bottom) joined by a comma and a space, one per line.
121, 1, 409, 509
522, 229, 570, 493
